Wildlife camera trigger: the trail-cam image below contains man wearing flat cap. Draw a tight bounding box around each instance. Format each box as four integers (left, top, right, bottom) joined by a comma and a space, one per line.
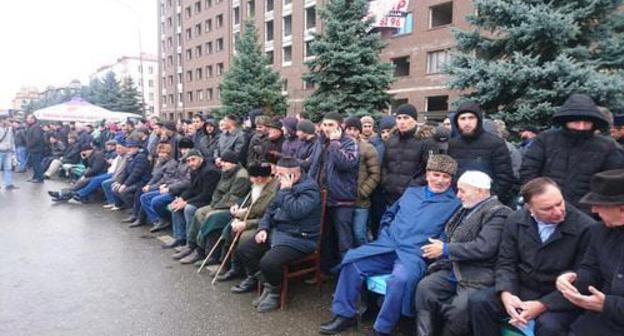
320, 155, 461, 336
415, 170, 512, 336
470, 177, 597, 336
556, 169, 624, 335
233, 157, 322, 313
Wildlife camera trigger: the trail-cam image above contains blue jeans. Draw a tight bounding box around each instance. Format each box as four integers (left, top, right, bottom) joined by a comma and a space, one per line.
332, 252, 410, 334
101, 178, 120, 205
15, 146, 27, 172
353, 208, 370, 246
171, 204, 198, 241
0, 151, 13, 186
29, 152, 44, 181
76, 173, 112, 200
140, 190, 174, 224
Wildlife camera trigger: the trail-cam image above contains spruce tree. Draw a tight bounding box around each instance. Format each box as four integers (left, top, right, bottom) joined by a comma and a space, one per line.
219, 19, 287, 119
97, 72, 123, 111
446, 0, 624, 130
118, 77, 144, 114
302, 0, 394, 122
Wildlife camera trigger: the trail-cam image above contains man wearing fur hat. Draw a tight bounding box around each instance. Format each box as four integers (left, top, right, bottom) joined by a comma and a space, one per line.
415, 171, 512, 336
556, 169, 624, 335
521, 94, 624, 213
320, 155, 461, 336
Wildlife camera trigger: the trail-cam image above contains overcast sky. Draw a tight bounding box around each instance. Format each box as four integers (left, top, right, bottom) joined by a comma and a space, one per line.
0, 0, 157, 107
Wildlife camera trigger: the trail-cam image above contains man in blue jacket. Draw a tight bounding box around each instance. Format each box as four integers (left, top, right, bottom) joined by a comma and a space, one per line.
309, 112, 360, 273
233, 157, 322, 313
319, 155, 461, 336
116, 140, 152, 222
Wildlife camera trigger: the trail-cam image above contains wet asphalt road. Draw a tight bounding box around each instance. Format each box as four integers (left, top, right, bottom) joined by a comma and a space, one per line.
0, 173, 367, 336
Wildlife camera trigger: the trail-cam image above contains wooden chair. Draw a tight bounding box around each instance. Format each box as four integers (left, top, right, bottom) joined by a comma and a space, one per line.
278, 189, 328, 310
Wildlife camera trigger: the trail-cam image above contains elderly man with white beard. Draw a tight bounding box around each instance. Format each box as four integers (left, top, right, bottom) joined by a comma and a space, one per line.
415, 171, 512, 336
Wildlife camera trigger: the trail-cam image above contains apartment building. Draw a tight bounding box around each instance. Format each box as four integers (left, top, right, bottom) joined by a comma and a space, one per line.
158, 0, 472, 121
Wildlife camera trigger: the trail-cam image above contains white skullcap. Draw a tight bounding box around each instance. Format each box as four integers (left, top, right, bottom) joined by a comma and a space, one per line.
458, 170, 492, 190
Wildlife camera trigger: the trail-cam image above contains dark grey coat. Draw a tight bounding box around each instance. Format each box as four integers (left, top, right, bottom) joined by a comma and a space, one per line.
495, 205, 596, 310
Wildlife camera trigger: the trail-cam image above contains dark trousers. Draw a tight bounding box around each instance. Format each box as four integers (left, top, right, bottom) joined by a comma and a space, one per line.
570, 312, 622, 335
29, 152, 44, 181
116, 185, 141, 209
469, 287, 579, 336
415, 269, 480, 336
320, 206, 355, 273
236, 238, 307, 287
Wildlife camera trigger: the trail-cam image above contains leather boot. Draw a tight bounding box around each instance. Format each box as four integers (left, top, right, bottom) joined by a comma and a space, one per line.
230, 274, 258, 294
172, 245, 193, 260
319, 315, 357, 335
256, 283, 280, 313
416, 310, 434, 336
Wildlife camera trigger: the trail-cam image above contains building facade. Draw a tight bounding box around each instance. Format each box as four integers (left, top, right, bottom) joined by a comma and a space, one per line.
158, 0, 472, 122
92, 54, 160, 115
12, 87, 40, 111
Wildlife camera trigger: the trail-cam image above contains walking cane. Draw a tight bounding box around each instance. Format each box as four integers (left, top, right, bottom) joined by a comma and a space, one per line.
211, 194, 255, 286
197, 193, 252, 274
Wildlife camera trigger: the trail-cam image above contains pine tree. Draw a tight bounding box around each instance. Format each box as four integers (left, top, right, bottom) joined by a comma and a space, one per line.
219, 20, 287, 119
302, 0, 394, 122
97, 72, 123, 111
82, 78, 103, 105
446, 0, 624, 130
118, 77, 144, 114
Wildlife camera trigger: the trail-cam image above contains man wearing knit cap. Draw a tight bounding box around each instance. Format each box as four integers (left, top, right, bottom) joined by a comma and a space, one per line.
448, 100, 516, 205
309, 111, 360, 273
320, 154, 461, 336
294, 119, 321, 173
246, 115, 270, 164
520, 93, 624, 213
360, 115, 384, 160
382, 103, 434, 206
344, 116, 381, 246
379, 115, 396, 141
281, 116, 302, 158
415, 170, 512, 336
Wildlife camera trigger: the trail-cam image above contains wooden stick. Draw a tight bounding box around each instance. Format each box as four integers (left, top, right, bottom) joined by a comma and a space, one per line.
197, 235, 224, 274
211, 229, 243, 285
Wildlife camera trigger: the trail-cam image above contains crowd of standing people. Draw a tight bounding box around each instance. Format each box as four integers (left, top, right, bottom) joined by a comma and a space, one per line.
1, 92, 624, 336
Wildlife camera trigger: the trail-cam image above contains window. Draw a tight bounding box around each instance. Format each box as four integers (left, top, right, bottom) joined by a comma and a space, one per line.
216, 38, 224, 52
283, 45, 292, 64
194, 1, 201, 13
186, 70, 193, 81
149, 93, 154, 101
177, 73, 183, 83
148, 79, 154, 87
167, 17, 173, 27
392, 56, 410, 77
305, 6, 316, 30
195, 45, 203, 57
393, 13, 413, 36
205, 0, 212, 8
282, 79, 288, 92
187, 91, 193, 102
205, 19, 212, 32
234, 7, 240, 25
196, 67, 203, 79
168, 75, 174, 86
206, 41, 213, 54
216, 87, 221, 99
284, 0, 291, 6
178, 93, 183, 104
186, 28, 192, 40
206, 65, 213, 77
197, 90, 204, 101
186, 48, 192, 60
266, 0, 274, 12
430, 2, 453, 28
167, 55, 173, 66
305, 40, 315, 58
168, 94, 174, 104
283, 15, 292, 37
247, 0, 255, 17
216, 63, 224, 76
185, 6, 192, 18
177, 52, 182, 65
426, 96, 449, 112
216, 14, 224, 28
265, 20, 274, 41
195, 23, 202, 37
266, 50, 274, 64
176, 33, 181, 46
207, 88, 214, 100
426, 50, 449, 74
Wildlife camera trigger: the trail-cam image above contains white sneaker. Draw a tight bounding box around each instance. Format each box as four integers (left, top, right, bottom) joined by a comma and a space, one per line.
110, 206, 122, 211
102, 204, 114, 209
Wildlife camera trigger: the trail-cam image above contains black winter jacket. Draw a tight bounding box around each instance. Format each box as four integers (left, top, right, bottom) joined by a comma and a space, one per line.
26, 123, 47, 154
62, 143, 81, 164
122, 149, 151, 187
83, 150, 110, 178
382, 128, 432, 205
180, 162, 221, 207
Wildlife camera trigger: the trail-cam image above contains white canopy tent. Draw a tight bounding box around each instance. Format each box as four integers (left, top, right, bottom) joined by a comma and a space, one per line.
32, 97, 138, 124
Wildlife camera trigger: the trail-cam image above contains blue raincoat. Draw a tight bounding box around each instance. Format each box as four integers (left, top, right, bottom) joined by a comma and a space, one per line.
341, 185, 461, 316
